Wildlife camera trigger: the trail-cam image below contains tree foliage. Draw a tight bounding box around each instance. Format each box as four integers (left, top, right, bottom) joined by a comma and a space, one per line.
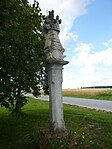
0, 0, 47, 115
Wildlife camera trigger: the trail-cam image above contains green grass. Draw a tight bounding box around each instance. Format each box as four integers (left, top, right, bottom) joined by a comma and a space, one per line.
0, 98, 112, 149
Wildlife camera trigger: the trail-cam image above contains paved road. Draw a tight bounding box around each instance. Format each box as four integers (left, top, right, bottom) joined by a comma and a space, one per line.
27, 94, 112, 112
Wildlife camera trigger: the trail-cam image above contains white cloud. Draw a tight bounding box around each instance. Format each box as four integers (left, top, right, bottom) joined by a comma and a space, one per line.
63, 41, 112, 88
63, 64, 112, 88
103, 38, 112, 48
59, 31, 79, 50
72, 42, 112, 74
29, 0, 92, 50
34, 0, 92, 31
71, 43, 93, 68
68, 32, 79, 42
62, 69, 83, 88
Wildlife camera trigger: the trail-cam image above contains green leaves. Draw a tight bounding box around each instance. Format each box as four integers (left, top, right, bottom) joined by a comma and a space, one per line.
0, 0, 47, 115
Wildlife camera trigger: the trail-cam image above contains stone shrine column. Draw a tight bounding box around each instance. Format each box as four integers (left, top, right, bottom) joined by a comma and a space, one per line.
47, 60, 68, 131
43, 10, 69, 132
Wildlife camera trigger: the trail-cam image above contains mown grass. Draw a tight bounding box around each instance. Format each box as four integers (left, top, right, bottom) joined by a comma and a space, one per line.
0, 98, 112, 149
62, 88, 112, 100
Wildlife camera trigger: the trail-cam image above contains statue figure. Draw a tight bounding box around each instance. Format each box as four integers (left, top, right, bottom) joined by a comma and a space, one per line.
43, 10, 66, 61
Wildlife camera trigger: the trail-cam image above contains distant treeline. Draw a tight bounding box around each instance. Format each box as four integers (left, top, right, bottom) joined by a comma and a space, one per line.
81, 86, 112, 89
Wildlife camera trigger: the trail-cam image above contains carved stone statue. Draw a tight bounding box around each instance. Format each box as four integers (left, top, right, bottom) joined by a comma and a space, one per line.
43, 10, 66, 61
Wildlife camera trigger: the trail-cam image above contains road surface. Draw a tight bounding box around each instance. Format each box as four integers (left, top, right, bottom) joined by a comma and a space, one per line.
27, 94, 112, 112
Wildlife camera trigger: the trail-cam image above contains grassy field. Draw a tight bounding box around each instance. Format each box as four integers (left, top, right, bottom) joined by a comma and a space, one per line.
62, 88, 112, 100
0, 98, 112, 149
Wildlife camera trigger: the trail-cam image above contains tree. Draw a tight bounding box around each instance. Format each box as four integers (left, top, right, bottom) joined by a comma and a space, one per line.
0, 0, 47, 115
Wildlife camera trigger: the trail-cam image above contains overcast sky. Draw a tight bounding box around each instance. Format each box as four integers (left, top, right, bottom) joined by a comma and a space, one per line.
29, 0, 112, 88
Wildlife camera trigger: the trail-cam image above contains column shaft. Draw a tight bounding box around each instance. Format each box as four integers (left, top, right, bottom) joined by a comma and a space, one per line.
48, 63, 65, 131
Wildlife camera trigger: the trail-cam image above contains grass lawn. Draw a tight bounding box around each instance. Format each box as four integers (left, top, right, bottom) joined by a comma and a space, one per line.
62, 88, 112, 100
0, 98, 112, 149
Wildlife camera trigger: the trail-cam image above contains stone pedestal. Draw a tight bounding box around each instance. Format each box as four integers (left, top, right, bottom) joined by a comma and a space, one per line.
47, 60, 69, 132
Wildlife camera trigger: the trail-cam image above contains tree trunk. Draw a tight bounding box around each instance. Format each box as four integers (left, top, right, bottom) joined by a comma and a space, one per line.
12, 87, 22, 116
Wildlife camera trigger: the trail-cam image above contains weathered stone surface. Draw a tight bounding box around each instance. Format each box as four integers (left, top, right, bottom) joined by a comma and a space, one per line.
43, 10, 69, 132
47, 60, 69, 131
43, 10, 65, 61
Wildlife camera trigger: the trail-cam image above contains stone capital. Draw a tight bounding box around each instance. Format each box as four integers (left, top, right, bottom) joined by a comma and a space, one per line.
47, 59, 69, 66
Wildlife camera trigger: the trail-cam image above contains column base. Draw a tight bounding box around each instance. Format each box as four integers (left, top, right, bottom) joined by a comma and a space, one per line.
50, 120, 66, 132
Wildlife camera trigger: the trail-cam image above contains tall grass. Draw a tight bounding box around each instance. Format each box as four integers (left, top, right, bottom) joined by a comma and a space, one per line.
62, 88, 112, 100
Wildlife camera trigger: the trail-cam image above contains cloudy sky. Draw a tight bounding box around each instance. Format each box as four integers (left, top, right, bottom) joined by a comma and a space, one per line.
29, 0, 112, 88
